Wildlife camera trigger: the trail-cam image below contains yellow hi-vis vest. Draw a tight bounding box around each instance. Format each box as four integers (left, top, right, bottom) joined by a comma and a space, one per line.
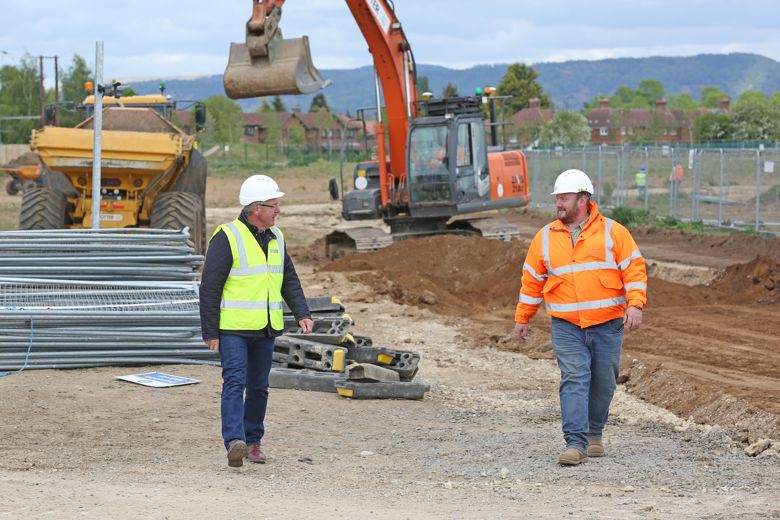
215, 219, 285, 331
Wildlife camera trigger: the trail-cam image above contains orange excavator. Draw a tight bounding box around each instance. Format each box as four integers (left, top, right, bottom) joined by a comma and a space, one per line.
224, 0, 529, 255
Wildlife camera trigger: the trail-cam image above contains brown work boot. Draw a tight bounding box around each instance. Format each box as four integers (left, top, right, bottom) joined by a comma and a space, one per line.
558, 447, 588, 466
587, 439, 605, 457
246, 444, 267, 464
226, 439, 247, 468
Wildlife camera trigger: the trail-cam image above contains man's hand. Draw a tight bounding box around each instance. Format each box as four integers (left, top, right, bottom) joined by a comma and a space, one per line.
624, 306, 643, 332
206, 338, 219, 351
299, 318, 314, 334
514, 323, 529, 342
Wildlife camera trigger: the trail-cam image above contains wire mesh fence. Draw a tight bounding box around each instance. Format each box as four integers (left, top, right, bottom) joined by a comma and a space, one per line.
525, 145, 780, 234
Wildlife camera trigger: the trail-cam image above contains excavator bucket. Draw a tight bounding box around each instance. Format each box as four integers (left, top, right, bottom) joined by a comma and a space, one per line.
223, 36, 329, 99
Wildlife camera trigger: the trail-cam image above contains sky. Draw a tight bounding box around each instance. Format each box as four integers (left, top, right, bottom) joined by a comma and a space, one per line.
2, 0, 780, 83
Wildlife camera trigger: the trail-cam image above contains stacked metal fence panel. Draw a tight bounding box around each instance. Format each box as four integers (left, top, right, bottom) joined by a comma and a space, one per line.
0, 277, 210, 371
0, 228, 203, 280
0, 228, 208, 372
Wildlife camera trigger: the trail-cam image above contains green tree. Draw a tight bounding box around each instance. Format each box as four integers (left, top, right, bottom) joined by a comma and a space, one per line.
668, 92, 698, 110
441, 82, 459, 98
637, 80, 665, 106
415, 75, 431, 97
0, 56, 40, 143
731, 91, 780, 140
272, 95, 286, 112
260, 112, 282, 146
59, 54, 93, 127
309, 93, 328, 112
202, 95, 243, 144
693, 113, 733, 141
496, 63, 550, 114
258, 98, 273, 112
287, 122, 305, 145
120, 86, 138, 97
772, 91, 780, 109
538, 111, 590, 146
313, 108, 337, 151
584, 81, 668, 110
700, 86, 729, 108
612, 86, 644, 108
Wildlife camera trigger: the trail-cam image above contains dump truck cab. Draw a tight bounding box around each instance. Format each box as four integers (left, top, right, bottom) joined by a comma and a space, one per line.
81, 94, 175, 120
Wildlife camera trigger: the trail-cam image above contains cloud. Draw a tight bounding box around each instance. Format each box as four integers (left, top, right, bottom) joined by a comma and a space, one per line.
1, 0, 779, 79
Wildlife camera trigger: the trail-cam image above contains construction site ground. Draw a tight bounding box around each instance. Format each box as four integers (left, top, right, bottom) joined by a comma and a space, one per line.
1, 175, 779, 519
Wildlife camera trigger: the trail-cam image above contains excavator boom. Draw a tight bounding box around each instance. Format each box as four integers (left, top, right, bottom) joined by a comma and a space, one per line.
225, 1, 530, 258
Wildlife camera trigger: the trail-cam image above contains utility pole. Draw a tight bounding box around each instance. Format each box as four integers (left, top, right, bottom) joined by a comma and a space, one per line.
39, 56, 45, 127
37, 55, 61, 127
54, 55, 60, 126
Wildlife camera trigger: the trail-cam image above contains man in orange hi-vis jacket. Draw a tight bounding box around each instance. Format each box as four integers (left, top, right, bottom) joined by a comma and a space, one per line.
514, 169, 647, 466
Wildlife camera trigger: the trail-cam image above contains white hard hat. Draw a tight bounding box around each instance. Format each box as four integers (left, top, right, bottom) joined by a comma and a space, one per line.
239, 174, 285, 205
551, 169, 594, 195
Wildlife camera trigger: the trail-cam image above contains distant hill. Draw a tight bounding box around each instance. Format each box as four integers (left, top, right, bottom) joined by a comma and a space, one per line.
127, 53, 780, 114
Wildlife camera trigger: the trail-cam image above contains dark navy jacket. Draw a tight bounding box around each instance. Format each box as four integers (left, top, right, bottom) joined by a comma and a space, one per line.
199, 212, 310, 340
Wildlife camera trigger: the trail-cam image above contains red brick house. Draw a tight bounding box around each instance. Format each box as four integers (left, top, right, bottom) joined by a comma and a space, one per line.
509, 98, 554, 145
242, 109, 375, 151
585, 98, 727, 145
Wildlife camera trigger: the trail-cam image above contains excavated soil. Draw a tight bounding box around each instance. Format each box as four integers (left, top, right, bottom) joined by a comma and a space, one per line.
321, 234, 780, 440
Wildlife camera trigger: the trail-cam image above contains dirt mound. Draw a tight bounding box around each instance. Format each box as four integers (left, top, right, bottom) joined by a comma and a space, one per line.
632, 226, 780, 261
709, 255, 780, 304
324, 235, 526, 316
323, 234, 780, 313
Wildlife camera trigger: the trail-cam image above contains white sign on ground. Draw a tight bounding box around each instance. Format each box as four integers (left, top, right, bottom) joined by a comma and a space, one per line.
116, 372, 199, 388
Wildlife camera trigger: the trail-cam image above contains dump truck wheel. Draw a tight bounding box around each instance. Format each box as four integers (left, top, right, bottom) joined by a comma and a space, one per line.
151, 192, 205, 254
19, 187, 67, 230
5, 179, 19, 196
169, 149, 207, 195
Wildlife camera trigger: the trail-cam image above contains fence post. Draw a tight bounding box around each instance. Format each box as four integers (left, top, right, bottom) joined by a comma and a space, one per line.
532, 151, 540, 207
644, 146, 649, 210
596, 145, 603, 206
755, 147, 762, 232
718, 148, 724, 226
616, 146, 623, 206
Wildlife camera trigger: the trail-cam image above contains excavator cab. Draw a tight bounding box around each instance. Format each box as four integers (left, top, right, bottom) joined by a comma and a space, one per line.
406, 97, 493, 218
224, 2, 329, 98
407, 124, 454, 206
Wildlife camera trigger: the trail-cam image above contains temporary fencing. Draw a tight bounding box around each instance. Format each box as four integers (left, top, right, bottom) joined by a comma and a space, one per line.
525, 145, 780, 234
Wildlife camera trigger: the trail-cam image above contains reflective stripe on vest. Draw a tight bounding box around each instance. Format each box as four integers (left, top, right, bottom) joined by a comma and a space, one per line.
546, 296, 627, 313
218, 220, 285, 331
523, 262, 547, 282
519, 294, 544, 305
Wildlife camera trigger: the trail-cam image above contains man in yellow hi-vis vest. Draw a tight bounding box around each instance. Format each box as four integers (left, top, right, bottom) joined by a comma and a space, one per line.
200, 174, 314, 468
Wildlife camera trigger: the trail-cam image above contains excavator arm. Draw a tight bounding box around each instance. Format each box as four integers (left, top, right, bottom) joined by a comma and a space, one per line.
225, 0, 418, 211
244, 0, 285, 57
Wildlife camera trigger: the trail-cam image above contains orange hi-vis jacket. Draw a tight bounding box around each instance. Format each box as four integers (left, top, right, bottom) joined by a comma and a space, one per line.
515, 201, 647, 328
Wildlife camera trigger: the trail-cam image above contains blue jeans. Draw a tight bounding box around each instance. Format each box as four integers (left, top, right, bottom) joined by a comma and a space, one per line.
551, 317, 623, 453
219, 334, 275, 449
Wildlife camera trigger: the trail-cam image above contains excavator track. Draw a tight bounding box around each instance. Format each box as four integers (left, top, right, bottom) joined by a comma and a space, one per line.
324, 217, 520, 259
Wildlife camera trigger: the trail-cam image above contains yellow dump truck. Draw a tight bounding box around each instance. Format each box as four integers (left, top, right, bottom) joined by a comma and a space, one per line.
22, 94, 207, 252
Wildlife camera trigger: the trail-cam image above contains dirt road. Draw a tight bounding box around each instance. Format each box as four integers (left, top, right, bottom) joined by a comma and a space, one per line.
1, 183, 779, 519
